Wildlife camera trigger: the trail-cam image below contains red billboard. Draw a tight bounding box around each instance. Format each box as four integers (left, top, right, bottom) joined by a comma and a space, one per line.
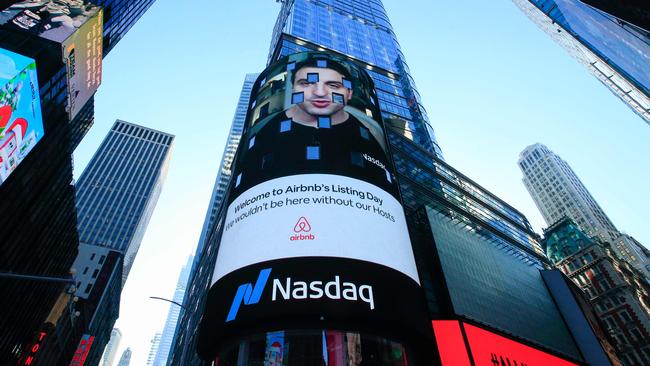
69, 334, 95, 366
432, 320, 580, 366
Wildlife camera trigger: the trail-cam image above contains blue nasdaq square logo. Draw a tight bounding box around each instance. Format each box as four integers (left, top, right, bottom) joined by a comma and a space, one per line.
226, 268, 272, 322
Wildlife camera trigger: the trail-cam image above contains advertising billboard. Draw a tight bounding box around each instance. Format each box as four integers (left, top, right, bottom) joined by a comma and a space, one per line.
432, 320, 580, 366
0, 48, 44, 186
198, 52, 431, 358
0, 1, 103, 119
69, 334, 95, 366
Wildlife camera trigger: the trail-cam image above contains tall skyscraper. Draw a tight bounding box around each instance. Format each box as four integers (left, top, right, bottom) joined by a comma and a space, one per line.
116, 347, 132, 366
512, 0, 650, 124
0, 1, 156, 363
100, 328, 122, 366
76, 119, 174, 283
194, 74, 258, 258
166, 74, 258, 365
172, 2, 613, 365
153, 256, 193, 366
543, 218, 650, 365
518, 143, 650, 278
146, 332, 162, 366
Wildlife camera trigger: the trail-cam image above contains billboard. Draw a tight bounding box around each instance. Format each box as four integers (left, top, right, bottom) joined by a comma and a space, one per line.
69, 334, 95, 366
0, 1, 103, 119
432, 320, 580, 366
0, 48, 44, 186
198, 52, 431, 358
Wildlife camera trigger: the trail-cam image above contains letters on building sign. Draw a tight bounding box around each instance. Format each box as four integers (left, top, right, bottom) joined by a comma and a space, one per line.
22, 330, 47, 365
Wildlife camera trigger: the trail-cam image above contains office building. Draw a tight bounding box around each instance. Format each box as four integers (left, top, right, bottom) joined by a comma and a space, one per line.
543, 218, 650, 365
166, 74, 257, 364
172, 1, 614, 365
100, 328, 122, 366
153, 256, 193, 366
194, 74, 258, 260
513, 0, 650, 124
519, 143, 650, 278
116, 347, 132, 366
0, 1, 156, 364
76, 119, 174, 283
146, 332, 162, 366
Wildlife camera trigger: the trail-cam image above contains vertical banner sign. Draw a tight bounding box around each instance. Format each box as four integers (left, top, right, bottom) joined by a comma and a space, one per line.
0, 1, 103, 119
198, 52, 431, 358
69, 334, 95, 366
0, 48, 43, 186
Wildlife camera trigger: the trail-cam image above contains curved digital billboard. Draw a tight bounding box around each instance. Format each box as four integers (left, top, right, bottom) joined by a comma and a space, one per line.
198, 52, 431, 359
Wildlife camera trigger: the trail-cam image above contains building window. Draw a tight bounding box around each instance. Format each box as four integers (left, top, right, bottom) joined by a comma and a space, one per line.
92, 269, 99, 279
85, 284, 93, 294
306, 146, 320, 160
261, 154, 273, 170
98, 255, 105, 264
280, 119, 292, 133
620, 310, 632, 322
83, 267, 89, 275
351, 152, 364, 167
359, 126, 370, 140
90, 253, 95, 261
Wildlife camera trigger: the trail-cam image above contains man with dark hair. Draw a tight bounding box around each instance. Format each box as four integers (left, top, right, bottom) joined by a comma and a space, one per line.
232, 56, 396, 199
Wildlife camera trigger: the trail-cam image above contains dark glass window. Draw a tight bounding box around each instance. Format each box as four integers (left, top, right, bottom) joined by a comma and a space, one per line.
359, 126, 370, 140
351, 152, 364, 167
98, 255, 106, 264
90, 253, 95, 260
85, 284, 93, 294
83, 267, 89, 275
262, 154, 273, 170
259, 103, 270, 119
92, 269, 99, 279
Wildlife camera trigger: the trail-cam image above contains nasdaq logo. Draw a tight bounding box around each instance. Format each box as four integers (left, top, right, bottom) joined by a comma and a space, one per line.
226, 268, 272, 322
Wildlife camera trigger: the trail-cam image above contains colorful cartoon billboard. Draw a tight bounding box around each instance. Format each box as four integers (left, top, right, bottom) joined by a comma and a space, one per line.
0, 48, 44, 186
198, 52, 431, 359
0, 1, 103, 119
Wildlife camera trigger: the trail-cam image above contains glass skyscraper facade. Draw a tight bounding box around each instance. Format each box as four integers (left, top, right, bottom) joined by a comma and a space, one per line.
513, 0, 650, 124
270, 0, 442, 157
76, 119, 174, 283
519, 143, 650, 279
172, 1, 611, 365
168, 74, 257, 366
0, 1, 156, 363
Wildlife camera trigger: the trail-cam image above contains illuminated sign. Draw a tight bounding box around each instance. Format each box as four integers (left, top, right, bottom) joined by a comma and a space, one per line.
69, 334, 95, 366
21, 324, 53, 365
61, 8, 103, 119
0, 48, 44, 186
198, 52, 430, 358
0, 1, 103, 119
432, 321, 580, 366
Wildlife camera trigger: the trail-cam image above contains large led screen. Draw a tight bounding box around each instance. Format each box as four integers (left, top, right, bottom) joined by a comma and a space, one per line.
198, 52, 430, 358
0, 48, 44, 186
0, 1, 103, 119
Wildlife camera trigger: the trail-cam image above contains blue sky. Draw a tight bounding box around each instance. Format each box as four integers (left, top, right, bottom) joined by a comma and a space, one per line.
73, 0, 650, 363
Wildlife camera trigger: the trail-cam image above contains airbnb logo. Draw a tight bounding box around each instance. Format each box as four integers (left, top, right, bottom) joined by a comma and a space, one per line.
293, 217, 312, 232
291, 217, 315, 241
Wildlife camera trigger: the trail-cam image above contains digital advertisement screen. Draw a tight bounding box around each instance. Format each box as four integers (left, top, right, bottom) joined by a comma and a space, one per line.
69, 334, 94, 366
198, 52, 430, 358
61, 8, 103, 119
432, 320, 580, 366
0, 48, 44, 186
0, 1, 103, 119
